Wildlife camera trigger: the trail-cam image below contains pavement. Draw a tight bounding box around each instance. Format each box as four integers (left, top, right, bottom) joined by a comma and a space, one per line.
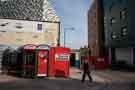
0, 74, 19, 83
69, 67, 135, 83
69, 67, 108, 83
1, 67, 135, 83
0, 68, 135, 90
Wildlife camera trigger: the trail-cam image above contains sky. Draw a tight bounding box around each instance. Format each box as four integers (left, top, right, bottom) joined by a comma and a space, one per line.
49, 0, 93, 49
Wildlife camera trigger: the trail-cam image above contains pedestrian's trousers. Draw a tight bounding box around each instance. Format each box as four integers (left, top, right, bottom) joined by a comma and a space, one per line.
82, 71, 92, 82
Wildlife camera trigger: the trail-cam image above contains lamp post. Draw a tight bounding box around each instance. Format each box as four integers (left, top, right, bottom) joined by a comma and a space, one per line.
64, 27, 74, 47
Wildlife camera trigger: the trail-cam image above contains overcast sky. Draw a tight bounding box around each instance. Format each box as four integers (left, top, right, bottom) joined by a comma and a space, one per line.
49, 0, 93, 49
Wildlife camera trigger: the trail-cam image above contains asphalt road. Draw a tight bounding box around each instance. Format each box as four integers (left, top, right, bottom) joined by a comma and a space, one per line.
0, 78, 135, 90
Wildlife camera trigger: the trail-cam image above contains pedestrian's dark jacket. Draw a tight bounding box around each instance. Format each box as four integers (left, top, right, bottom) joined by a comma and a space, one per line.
83, 61, 90, 72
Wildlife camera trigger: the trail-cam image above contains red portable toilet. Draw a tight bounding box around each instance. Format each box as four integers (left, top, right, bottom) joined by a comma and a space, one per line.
20, 44, 37, 78
36, 44, 50, 77
49, 47, 70, 77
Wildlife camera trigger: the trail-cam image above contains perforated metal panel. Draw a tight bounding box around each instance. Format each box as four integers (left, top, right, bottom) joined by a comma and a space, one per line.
0, 0, 59, 22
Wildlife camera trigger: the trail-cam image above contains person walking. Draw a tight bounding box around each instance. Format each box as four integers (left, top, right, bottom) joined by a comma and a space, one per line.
81, 59, 93, 83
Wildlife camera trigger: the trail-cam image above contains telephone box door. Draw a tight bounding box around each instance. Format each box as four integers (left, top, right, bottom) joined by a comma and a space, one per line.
37, 50, 49, 76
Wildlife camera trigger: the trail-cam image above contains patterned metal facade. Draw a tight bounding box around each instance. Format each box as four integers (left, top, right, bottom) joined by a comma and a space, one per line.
0, 0, 59, 22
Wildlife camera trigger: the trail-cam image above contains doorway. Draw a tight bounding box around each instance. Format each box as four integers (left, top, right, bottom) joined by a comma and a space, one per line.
70, 53, 75, 67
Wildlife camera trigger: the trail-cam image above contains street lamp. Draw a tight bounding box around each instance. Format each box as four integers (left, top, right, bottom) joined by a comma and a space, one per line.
64, 27, 74, 47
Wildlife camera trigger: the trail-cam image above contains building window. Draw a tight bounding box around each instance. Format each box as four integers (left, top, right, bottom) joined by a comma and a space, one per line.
37, 24, 42, 31
16, 32, 23, 34
16, 25, 23, 29
16, 38, 23, 41
0, 30, 6, 33
0, 22, 9, 27
33, 35, 38, 38
110, 17, 116, 25
111, 32, 117, 39
119, 0, 122, 3
15, 23, 23, 29
109, 2, 114, 12
120, 8, 127, 20
121, 26, 127, 36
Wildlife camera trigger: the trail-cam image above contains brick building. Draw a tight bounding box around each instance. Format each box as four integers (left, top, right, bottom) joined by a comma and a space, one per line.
88, 0, 105, 57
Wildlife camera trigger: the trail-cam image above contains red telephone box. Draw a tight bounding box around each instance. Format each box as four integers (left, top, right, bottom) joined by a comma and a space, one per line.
36, 44, 50, 77
50, 47, 70, 77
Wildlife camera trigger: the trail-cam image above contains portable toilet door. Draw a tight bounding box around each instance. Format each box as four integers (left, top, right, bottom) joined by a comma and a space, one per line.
53, 47, 70, 77
75, 52, 80, 69
22, 44, 37, 78
36, 44, 50, 77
